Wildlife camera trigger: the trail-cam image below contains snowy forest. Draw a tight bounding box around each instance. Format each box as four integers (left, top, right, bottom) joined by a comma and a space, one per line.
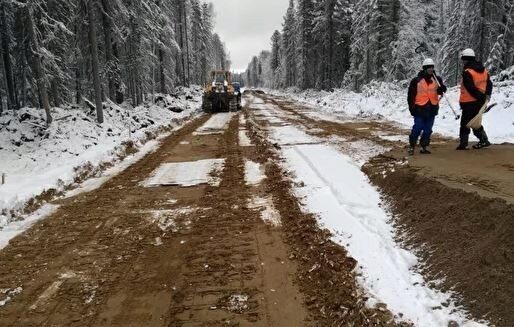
245, 0, 514, 91
0, 0, 231, 123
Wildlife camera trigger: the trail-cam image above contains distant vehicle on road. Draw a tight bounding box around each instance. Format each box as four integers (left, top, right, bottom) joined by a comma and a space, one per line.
202, 71, 241, 112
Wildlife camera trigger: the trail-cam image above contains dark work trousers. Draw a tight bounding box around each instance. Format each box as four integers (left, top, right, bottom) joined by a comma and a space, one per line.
410, 115, 436, 147
459, 103, 487, 145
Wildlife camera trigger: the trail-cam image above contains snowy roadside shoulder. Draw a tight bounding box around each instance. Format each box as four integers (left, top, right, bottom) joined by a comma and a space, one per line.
268, 77, 514, 144
0, 87, 203, 244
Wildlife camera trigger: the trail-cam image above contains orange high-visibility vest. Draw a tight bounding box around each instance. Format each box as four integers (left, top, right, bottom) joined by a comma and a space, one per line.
415, 77, 439, 106
460, 69, 489, 103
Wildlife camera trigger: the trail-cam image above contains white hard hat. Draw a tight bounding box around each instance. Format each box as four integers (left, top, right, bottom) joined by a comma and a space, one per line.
461, 48, 476, 58
422, 58, 435, 67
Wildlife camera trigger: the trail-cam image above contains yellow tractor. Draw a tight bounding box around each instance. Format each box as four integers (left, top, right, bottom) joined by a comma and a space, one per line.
202, 71, 241, 112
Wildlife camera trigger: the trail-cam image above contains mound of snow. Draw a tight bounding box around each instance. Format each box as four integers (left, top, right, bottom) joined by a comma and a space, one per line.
0, 87, 202, 227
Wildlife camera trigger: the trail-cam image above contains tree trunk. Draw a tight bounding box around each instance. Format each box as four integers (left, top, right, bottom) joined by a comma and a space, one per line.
51, 79, 60, 107
100, 0, 114, 100
183, 1, 190, 86
1, 3, 17, 110
327, 7, 334, 89
87, 0, 104, 124
26, 6, 52, 124
112, 41, 123, 103
178, 1, 187, 86
159, 48, 166, 93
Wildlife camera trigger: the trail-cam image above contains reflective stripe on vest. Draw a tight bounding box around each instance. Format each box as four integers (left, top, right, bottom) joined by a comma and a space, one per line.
460, 68, 489, 103
415, 77, 439, 106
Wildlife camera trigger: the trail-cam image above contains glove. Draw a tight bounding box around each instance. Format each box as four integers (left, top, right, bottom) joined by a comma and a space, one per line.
437, 86, 447, 95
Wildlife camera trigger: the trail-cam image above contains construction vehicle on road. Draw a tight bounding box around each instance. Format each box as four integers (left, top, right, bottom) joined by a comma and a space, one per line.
202, 71, 241, 112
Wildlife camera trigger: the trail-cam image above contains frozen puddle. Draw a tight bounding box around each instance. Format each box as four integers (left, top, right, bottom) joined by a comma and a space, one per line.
244, 160, 264, 185
143, 159, 225, 187
248, 196, 281, 226
194, 113, 235, 135
239, 130, 253, 147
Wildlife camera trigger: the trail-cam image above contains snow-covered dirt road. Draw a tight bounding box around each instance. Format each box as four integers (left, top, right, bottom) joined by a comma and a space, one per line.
0, 92, 512, 326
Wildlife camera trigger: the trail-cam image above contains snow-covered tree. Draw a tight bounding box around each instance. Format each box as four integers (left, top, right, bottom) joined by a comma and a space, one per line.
282, 0, 297, 87
296, 0, 315, 89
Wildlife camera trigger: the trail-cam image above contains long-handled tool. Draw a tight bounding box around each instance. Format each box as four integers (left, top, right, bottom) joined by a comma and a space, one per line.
432, 73, 460, 120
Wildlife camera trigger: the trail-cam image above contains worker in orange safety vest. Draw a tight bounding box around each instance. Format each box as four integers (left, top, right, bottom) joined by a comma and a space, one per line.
407, 58, 447, 155
456, 48, 493, 150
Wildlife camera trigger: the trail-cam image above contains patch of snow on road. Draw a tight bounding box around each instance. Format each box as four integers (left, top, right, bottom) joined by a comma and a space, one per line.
226, 294, 249, 313
239, 114, 247, 125
0, 287, 23, 307
281, 141, 487, 326
143, 159, 225, 187
143, 207, 197, 232
0, 204, 59, 250
248, 196, 281, 226
244, 160, 264, 185
373, 133, 408, 143
239, 130, 253, 147
194, 113, 235, 135
269, 125, 320, 146
329, 138, 389, 167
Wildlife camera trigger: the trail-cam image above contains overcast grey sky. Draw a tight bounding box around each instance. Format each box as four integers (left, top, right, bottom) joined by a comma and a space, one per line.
212, 0, 289, 72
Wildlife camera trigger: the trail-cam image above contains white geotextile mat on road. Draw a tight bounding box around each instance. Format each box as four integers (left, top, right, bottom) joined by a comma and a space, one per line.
143, 159, 225, 187
194, 113, 235, 135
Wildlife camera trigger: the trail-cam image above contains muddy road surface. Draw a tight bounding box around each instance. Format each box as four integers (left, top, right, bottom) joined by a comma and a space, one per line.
0, 92, 512, 326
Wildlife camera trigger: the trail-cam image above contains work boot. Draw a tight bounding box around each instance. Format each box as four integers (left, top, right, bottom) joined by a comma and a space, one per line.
472, 129, 491, 149
420, 146, 431, 154
473, 141, 491, 149
407, 139, 416, 156
456, 135, 469, 150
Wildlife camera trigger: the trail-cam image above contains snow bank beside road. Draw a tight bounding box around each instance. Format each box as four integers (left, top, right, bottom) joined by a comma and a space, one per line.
270, 78, 514, 143
0, 87, 202, 228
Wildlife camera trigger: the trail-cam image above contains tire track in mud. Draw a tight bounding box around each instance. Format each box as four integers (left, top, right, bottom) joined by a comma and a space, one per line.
0, 116, 211, 326
0, 111, 308, 327
167, 114, 307, 326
